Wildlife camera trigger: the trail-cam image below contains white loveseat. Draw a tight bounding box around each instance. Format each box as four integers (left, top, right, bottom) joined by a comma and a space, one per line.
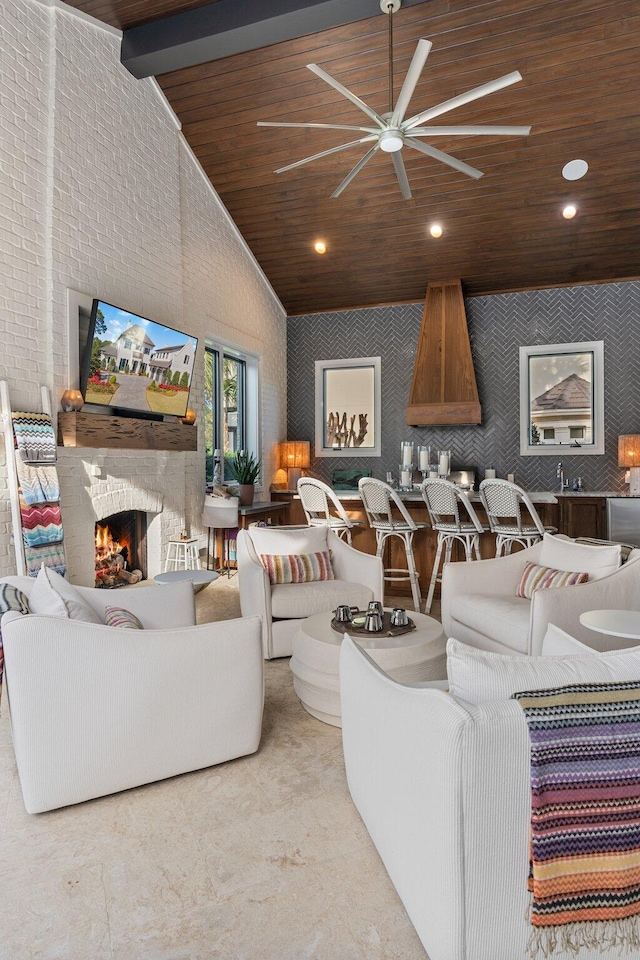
340, 634, 629, 960
442, 536, 640, 656
1, 577, 264, 813
237, 525, 383, 659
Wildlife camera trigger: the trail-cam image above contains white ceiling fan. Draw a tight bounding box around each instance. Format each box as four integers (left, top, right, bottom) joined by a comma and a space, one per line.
258, 0, 531, 200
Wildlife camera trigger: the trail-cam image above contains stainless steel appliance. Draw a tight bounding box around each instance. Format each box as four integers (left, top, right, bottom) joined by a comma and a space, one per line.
607, 498, 640, 547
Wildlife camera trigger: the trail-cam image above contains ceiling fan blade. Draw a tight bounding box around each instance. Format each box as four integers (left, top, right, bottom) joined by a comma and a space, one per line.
332, 144, 379, 198
406, 138, 484, 179
275, 135, 377, 174
409, 124, 532, 137
391, 151, 412, 200
307, 63, 386, 128
258, 121, 379, 134
404, 71, 523, 131
391, 39, 432, 127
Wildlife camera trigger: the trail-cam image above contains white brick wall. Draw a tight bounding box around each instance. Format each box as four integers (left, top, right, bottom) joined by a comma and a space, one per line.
0, 0, 287, 582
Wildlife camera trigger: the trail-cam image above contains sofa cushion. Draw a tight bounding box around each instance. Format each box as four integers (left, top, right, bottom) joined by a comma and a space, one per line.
261, 550, 334, 585
516, 561, 588, 599
540, 532, 621, 581
447, 636, 640, 705
449, 593, 531, 654
29, 564, 103, 624
104, 606, 143, 630
271, 579, 373, 619
248, 525, 328, 557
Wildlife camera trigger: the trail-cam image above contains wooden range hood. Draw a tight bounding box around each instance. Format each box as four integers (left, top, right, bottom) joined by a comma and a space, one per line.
406, 280, 481, 427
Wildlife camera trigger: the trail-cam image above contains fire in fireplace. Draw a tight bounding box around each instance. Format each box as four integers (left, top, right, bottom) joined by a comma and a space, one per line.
95, 511, 147, 588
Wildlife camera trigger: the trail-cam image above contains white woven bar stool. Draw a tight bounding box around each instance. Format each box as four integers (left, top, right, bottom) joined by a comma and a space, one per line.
358, 477, 426, 611
479, 478, 557, 557
297, 477, 361, 545
421, 478, 487, 614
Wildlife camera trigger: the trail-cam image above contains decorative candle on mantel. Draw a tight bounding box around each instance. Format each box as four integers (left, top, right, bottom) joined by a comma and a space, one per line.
401, 441, 414, 467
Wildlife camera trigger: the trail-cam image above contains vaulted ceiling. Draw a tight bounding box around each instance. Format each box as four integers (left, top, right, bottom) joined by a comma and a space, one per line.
64, 0, 640, 315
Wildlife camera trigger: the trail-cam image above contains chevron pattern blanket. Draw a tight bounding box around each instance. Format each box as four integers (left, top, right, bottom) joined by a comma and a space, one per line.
514, 681, 640, 957
11, 411, 57, 463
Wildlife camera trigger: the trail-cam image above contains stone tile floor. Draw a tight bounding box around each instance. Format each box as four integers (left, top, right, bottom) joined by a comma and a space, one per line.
0, 579, 431, 959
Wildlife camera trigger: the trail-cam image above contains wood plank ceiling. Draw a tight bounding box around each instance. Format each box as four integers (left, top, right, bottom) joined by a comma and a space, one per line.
65, 0, 640, 315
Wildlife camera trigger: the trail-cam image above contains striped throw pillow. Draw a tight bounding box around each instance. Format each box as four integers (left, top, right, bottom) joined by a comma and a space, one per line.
260, 551, 334, 585
0, 584, 30, 707
516, 562, 588, 600
104, 606, 144, 630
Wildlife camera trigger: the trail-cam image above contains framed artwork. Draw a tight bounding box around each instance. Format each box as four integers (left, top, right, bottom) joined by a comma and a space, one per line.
519, 341, 604, 456
314, 357, 381, 458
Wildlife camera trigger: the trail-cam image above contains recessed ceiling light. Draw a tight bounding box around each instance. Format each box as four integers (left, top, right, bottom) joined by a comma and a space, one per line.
314, 241, 327, 254
562, 159, 588, 181
562, 204, 577, 219
429, 223, 443, 238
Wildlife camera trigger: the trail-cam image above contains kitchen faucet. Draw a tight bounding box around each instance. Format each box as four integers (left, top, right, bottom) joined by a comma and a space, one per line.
556, 461, 569, 492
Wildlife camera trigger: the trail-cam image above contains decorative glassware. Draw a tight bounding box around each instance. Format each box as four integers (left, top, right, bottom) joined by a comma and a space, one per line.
400, 441, 414, 468
399, 463, 413, 490
417, 444, 431, 478
437, 449, 451, 477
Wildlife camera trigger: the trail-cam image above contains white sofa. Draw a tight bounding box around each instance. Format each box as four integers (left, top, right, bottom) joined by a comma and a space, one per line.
340, 634, 629, 960
442, 538, 640, 656
1, 577, 264, 813
237, 525, 383, 659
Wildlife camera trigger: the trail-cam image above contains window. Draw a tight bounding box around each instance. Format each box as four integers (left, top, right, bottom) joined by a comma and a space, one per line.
543, 428, 555, 440
184, 354, 190, 365
124, 339, 132, 350
570, 426, 585, 439
204, 342, 259, 486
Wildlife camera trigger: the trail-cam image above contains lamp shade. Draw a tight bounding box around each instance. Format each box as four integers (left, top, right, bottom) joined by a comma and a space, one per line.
618, 435, 640, 467
280, 441, 310, 470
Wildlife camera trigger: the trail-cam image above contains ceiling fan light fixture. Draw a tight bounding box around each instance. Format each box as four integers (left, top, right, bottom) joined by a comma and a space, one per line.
379, 129, 404, 153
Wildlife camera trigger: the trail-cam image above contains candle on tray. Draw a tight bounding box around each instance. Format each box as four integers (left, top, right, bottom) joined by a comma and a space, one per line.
401, 468, 411, 488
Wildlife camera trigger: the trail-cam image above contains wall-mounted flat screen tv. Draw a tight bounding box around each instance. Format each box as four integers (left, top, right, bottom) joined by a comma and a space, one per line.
80, 300, 198, 419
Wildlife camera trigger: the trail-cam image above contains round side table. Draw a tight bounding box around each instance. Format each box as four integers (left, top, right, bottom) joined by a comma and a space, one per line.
290, 609, 446, 727
154, 569, 219, 593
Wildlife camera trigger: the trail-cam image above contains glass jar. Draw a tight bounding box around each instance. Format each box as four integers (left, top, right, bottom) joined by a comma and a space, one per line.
437, 449, 451, 477
417, 445, 431, 476
399, 464, 413, 490
400, 441, 414, 468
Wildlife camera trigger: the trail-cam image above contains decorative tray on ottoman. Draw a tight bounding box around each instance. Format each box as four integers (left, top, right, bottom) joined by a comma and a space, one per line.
330, 610, 416, 638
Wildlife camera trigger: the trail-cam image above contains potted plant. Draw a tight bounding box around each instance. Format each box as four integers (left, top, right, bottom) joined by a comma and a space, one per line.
226, 451, 261, 506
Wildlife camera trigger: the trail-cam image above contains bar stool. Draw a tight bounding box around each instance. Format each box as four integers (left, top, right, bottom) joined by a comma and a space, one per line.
421, 478, 488, 614
479, 478, 557, 557
201, 495, 240, 576
358, 477, 426, 611
297, 477, 361, 545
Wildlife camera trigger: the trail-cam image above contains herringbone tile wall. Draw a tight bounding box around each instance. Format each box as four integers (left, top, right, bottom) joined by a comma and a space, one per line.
287, 281, 640, 492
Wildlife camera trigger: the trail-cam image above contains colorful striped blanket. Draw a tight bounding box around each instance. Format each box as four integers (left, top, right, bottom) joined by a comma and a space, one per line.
11, 411, 57, 463
15, 457, 60, 505
514, 681, 640, 958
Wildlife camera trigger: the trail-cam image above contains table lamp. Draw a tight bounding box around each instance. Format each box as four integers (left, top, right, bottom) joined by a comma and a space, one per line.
618, 435, 640, 495
279, 441, 310, 490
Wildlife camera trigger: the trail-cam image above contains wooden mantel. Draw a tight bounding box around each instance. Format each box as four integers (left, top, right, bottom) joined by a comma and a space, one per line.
57, 412, 197, 452
406, 280, 481, 426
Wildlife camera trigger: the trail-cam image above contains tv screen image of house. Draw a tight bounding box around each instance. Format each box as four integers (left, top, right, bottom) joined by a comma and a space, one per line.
81, 300, 198, 418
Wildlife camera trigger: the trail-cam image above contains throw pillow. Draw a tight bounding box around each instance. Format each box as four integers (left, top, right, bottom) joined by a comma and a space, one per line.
446, 636, 640, 705
104, 606, 143, 630
540, 532, 621, 581
28, 564, 103, 624
260, 551, 334, 585
516, 561, 588, 599
0, 583, 30, 706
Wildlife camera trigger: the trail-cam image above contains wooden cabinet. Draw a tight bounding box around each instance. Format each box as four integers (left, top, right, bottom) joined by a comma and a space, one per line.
559, 497, 606, 540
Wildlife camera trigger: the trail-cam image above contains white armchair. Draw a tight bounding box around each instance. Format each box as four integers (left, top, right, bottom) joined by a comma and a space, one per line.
442, 538, 640, 656
1, 577, 264, 813
237, 525, 383, 659
340, 635, 627, 960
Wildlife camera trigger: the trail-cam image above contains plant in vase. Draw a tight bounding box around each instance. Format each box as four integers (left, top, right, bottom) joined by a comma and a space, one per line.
226, 451, 261, 506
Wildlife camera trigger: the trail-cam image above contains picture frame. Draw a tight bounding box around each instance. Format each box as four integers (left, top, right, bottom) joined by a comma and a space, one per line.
519, 341, 604, 456
314, 357, 381, 458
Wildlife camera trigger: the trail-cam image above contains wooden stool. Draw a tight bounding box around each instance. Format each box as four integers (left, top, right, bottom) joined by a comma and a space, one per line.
164, 537, 200, 572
